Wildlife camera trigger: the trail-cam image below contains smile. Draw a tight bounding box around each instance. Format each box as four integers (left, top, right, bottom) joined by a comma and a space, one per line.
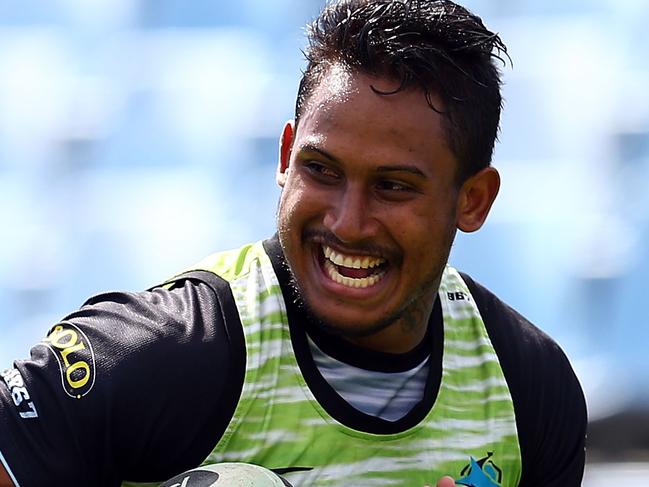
321, 245, 387, 289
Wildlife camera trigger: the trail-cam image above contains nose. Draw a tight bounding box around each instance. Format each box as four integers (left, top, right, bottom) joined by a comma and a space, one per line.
323, 183, 377, 244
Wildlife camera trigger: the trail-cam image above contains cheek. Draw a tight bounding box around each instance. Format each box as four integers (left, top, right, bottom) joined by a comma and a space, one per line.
277, 181, 317, 238
283, 177, 329, 220
278, 175, 302, 213
279, 190, 304, 223
277, 188, 296, 237
397, 208, 456, 259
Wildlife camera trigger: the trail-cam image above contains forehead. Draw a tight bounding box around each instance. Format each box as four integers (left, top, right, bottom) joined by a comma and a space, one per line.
295, 66, 454, 171
301, 63, 357, 114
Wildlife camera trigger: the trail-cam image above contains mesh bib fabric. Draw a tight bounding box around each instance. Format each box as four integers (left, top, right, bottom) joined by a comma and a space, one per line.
194, 242, 522, 487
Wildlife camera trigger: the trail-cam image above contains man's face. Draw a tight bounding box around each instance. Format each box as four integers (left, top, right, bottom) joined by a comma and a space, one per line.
276, 67, 462, 352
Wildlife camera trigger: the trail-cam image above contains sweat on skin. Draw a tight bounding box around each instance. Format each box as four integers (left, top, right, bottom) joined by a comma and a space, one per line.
275, 64, 500, 354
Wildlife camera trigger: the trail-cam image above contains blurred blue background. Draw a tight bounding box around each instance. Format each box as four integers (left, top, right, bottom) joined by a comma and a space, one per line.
0, 0, 648, 480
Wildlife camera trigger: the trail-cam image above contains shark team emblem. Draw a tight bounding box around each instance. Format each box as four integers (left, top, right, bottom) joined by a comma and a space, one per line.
456, 452, 502, 487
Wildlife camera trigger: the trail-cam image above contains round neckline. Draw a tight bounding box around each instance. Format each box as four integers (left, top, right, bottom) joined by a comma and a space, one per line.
263, 236, 445, 435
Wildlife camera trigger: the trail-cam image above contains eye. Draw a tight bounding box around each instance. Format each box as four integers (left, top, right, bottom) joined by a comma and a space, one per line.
374, 179, 421, 202
303, 161, 340, 182
375, 180, 414, 192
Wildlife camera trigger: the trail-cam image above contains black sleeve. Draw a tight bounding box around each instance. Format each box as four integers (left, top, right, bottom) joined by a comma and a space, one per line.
462, 273, 587, 487
0, 271, 245, 487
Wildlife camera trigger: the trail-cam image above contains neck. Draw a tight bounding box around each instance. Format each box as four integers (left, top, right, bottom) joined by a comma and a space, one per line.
344, 292, 437, 354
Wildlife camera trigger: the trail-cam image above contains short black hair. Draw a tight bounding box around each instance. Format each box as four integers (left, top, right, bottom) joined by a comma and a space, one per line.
295, 0, 509, 183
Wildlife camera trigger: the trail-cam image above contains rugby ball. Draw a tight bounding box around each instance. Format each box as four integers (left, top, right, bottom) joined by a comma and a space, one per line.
159, 462, 292, 487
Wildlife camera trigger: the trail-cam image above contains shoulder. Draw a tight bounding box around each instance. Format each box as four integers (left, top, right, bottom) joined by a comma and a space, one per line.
70, 271, 246, 408
460, 272, 568, 364
81, 270, 241, 336
63, 274, 237, 364
0, 273, 246, 484
460, 272, 587, 486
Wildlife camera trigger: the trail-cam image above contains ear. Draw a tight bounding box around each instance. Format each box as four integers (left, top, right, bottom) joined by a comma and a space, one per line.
276, 120, 295, 188
456, 166, 500, 233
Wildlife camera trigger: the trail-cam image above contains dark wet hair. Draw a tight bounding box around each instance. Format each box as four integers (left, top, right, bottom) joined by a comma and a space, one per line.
295, 0, 509, 183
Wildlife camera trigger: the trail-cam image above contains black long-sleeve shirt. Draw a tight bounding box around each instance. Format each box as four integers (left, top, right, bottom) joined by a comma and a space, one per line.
0, 236, 586, 486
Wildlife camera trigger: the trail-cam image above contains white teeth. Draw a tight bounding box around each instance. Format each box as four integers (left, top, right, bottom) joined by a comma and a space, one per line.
323, 260, 386, 289
322, 245, 385, 269
323, 246, 332, 260
321, 244, 387, 288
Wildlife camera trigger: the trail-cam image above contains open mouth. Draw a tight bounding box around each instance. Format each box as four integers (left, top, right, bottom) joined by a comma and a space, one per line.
320, 244, 387, 289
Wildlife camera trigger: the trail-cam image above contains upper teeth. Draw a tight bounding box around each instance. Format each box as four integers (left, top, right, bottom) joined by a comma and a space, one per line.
323, 245, 385, 269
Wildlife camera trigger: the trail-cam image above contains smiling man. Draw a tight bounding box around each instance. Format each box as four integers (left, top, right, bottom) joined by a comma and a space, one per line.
0, 1, 586, 486
276, 66, 484, 354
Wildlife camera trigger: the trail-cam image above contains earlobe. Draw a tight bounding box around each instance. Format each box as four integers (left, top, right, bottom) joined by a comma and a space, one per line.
276, 120, 295, 188
456, 166, 500, 233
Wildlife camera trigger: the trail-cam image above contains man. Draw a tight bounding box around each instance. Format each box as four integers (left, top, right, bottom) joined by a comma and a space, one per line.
0, 0, 586, 486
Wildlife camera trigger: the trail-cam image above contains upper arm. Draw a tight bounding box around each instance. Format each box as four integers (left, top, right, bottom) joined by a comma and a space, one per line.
0, 277, 245, 486
519, 346, 586, 486
462, 273, 587, 486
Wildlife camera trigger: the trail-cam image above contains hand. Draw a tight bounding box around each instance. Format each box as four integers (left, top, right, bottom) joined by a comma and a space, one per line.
424, 476, 456, 487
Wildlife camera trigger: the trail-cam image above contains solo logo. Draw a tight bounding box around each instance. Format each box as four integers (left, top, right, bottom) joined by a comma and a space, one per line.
42, 322, 96, 399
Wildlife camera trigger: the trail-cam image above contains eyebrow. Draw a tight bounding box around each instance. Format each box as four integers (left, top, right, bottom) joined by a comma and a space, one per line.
298, 143, 428, 178
299, 143, 337, 161
376, 165, 427, 178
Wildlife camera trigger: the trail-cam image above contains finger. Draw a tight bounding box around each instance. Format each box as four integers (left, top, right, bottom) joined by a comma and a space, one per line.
436, 476, 456, 487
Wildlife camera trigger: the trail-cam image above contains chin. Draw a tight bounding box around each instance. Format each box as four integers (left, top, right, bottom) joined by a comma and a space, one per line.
301, 297, 402, 339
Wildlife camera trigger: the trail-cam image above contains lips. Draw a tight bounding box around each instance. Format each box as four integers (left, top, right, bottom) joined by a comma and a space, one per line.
320, 244, 387, 289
